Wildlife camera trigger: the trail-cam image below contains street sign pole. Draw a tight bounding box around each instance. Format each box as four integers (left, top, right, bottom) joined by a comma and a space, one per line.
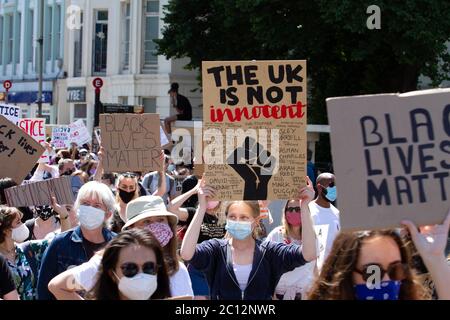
93, 78, 104, 127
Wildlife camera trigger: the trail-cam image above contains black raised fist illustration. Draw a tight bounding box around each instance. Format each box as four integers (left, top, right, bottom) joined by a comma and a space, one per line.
227, 136, 277, 200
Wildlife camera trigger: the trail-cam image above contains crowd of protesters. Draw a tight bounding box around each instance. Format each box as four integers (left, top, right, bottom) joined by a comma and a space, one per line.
0, 134, 449, 301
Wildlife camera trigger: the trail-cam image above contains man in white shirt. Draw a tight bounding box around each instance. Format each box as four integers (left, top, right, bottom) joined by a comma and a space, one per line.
308, 172, 340, 271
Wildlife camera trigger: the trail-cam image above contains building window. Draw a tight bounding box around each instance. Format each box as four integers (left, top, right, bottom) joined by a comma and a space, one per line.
55, 5, 61, 59
44, 5, 52, 61
7, 15, 13, 64
118, 96, 128, 105
122, 2, 131, 70
93, 10, 108, 75
142, 97, 156, 113
28, 10, 34, 63
41, 108, 51, 124
15, 12, 21, 63
142, 0, 159, 71
74, 104, 87, 119
0, 16, 3, 64
73, 11, 83, 77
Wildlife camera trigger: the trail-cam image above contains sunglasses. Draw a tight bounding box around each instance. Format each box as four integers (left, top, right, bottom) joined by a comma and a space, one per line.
320, 181, 335, 188
285, 207, 301, 213
120, 261, 158, 278
121, 172, 137, 178
354, 262, 408, 282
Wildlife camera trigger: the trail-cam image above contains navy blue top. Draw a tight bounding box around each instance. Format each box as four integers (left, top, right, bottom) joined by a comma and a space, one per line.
37, 226, 116, 300
189, 238, 307, 300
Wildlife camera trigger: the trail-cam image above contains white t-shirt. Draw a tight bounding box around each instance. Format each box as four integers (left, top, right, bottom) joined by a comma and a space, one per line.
266, 226, 316, 299
73, 254, 194, 297
232, 263, 252, 291
308, 201, 340, 271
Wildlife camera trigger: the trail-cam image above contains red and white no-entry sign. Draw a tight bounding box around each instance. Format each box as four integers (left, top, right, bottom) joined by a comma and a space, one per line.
3, 80, 12, 91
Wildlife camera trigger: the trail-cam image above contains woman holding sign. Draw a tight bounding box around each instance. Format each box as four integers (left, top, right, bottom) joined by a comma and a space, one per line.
308, 210, 450, 300
180, 178, 317, 300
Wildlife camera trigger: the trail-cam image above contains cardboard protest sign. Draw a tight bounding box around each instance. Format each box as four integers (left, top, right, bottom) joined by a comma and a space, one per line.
100, 113, 163, 172
0, 115, 45, 184
0, 103, 21, 124
69, 119, 91, 146
4, 176, 74, 207
327, 88, 450, 231
202, 60, 307, 200
51, 125, 71, 149
18, 118, 49, 163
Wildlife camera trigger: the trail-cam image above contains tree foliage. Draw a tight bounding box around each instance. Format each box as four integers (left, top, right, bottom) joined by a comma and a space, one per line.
157, 0, 450, 165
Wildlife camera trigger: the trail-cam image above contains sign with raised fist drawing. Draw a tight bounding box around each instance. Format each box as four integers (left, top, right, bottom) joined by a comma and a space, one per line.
202, 60, 307, 200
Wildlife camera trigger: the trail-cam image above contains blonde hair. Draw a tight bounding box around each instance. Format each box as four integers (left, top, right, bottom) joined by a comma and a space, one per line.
224, 201, 263, 239
281, 200, 302, 240
74, 181, 116, 214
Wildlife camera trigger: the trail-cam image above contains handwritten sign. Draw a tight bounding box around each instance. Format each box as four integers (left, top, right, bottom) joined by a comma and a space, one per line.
0, 115, 45, 184
5, 176, 74, 207
0, 103, 21, 125
202, 60, 307, 200
19, 118, 48, 163
51, 125, 71, 149
327, 88, 450, 231
100, 113, 162, 172
69, 119, 91, 146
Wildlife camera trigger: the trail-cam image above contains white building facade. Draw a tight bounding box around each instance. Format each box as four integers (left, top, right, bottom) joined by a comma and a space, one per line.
60, 0, 201, 131
0, 0, 65, 123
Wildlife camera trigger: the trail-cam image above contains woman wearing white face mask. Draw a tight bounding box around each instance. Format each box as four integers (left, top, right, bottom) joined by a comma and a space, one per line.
48, 196, 193, 299
36, 181, 116, 300
0, 206, 51, 300
180, 178, 318, 300
86, 228, 171, 300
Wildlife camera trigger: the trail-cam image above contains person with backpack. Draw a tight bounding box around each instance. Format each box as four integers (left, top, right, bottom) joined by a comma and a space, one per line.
142, 155, 177, 205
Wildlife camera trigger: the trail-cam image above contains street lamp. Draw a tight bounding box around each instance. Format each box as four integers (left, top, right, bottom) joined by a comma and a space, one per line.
36, 0, 44, 117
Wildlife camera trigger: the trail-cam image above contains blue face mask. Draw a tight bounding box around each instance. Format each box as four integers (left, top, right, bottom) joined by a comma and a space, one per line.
225, 220, 253, 240
354, 280, 401, 300
324, 186, 337, 202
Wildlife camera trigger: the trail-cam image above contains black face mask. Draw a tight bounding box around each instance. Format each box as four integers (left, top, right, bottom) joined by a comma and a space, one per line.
35, 206, 55, 221
61, 169, 74, 176
119, 189, 135, 204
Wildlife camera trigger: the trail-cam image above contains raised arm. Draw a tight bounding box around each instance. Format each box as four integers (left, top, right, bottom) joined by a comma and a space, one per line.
180, 180, 215, 261
93, 146, 104, 182
51, 196, 71, 232
299, 176, 317, 262
167, 179, 200, 221
402, 210, 450, 300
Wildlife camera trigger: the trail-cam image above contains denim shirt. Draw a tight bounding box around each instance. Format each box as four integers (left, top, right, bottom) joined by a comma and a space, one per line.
36, 226, 116, 300
189, 238, 307, 300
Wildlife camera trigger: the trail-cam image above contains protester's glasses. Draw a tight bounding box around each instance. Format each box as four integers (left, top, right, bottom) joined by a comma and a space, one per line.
285, 207, 301, 213
353, 262, 408, 282
320, 181, 335, 188
120, 261, 158, 277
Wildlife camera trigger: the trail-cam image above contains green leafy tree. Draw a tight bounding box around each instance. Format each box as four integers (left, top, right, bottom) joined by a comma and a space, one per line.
157, 0, 450, 163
